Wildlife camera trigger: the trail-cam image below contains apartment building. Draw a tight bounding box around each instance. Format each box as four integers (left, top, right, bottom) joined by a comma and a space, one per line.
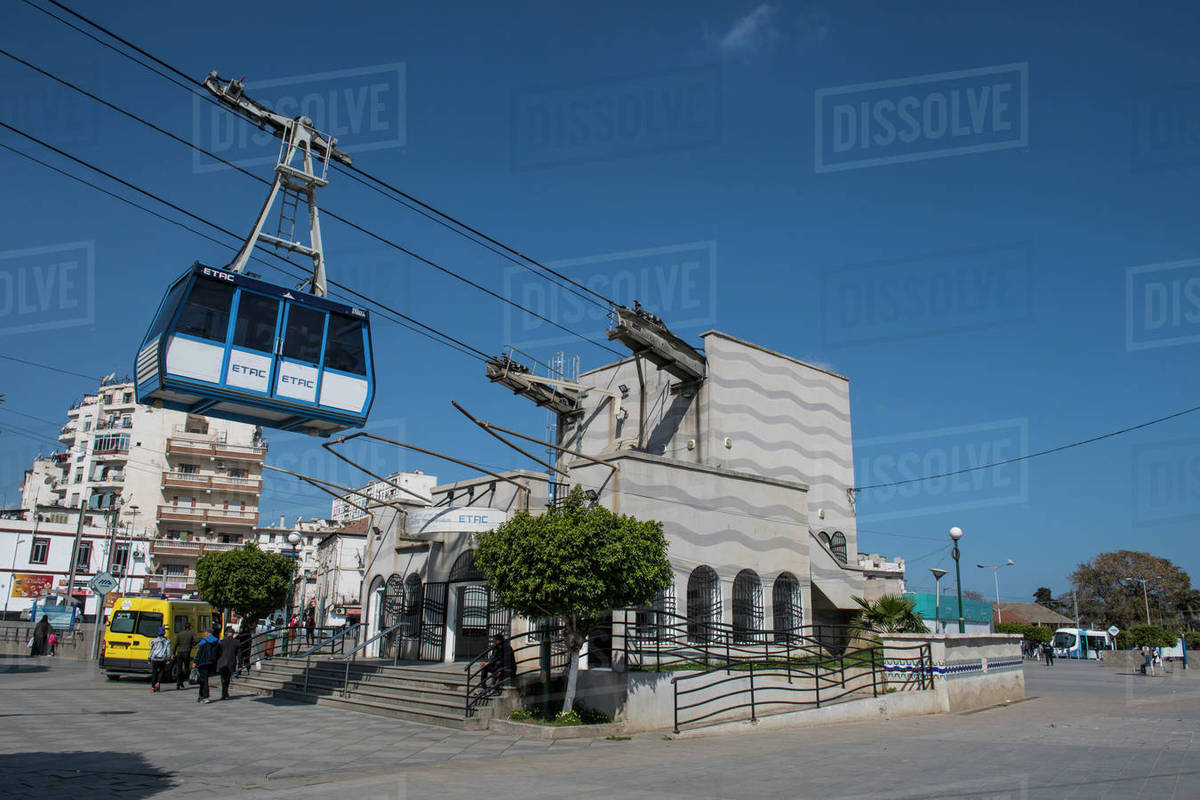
24, 377, 267, 597
330, 471, 436, 523
252, 517, 333, 620
314, 517, 370, 626
0, 507, 151, 621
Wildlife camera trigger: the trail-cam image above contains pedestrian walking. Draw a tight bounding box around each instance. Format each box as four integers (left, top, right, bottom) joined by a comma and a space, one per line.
1041, 642, 1054, 666
1141, 646, 1153, 676
31, 615, 51, 656
216, 626, 240, 700
47, 630, 57, 657
173, 621, 197, 690
304, 605, 316, 646
194, 629, 220, 703
148, 627, 172, 692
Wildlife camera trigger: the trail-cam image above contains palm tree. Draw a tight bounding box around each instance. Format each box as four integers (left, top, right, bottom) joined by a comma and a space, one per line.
848, 594, 929, 635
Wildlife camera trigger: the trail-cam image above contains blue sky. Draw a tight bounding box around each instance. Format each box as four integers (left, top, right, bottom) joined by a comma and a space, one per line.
2, 1, 1199, 603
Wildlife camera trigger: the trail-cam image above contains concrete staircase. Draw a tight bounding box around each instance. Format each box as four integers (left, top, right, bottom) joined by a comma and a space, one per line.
236, 657, 494, 729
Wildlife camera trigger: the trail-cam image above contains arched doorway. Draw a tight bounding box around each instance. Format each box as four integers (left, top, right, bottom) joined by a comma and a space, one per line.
448, 550, 509, 660
364, 575, 386, 652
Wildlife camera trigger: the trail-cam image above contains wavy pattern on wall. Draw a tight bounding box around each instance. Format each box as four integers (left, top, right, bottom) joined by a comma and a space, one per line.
707, 399, 851, 444
708, 375, 851, 423
710, 345, 850, 397
621, 477, 805, 525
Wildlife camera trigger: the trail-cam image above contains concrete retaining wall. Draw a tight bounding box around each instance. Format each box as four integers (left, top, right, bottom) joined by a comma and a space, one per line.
880, 633, 1026, 713
675, 688, 940, 738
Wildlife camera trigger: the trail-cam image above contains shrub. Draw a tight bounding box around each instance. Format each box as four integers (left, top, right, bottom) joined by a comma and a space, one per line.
1185, 632, 1200, 652
508, 707, 536, 721
1115, 625, 1177, 649
553, 710, 582, 726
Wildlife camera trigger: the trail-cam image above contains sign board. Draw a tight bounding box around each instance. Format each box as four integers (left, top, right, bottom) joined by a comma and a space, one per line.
10, 573, 54, 598
88, 572, 119, 595
29, 601, 78, 631
406, 506, 508, 535
1107, 625, 1120, 637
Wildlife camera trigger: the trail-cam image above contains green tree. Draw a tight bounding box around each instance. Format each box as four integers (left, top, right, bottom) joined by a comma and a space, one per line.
1070, 551, 1192, 630
1033, 587, 1054, 605
848, 594, 929, 635
995, 621, 1051, 644
195, 543, 295, 633
474, 486, 671, 714
1114, 625, 1179, 650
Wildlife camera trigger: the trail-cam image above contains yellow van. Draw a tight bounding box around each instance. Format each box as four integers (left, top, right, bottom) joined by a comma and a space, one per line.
100, 597, 223, 679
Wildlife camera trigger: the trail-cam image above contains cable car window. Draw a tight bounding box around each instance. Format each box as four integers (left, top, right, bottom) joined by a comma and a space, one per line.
324, 316, 366, 375
147, 280, 189, 342
175, 279, 234, 342
233, 293, 280, 352
282, 306, 326, 363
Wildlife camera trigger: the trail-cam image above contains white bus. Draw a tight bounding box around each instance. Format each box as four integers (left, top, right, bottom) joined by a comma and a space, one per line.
1052, 628, 1113, 659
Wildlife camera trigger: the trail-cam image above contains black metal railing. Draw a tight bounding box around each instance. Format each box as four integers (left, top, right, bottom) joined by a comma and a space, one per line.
463, 624, 568, 717
618, 608, 857, 673
242, 626, 353, 668
670, 641, 933, 732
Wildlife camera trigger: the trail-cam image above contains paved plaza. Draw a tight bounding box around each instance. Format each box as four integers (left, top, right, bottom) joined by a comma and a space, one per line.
0, 655, 1197, 798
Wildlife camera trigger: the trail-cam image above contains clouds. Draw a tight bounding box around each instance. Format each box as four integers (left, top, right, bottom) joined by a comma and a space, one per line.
718, 4, 779, 58
709, 5, 830, 61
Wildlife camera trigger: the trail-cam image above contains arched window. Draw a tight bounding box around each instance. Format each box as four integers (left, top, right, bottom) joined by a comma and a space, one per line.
449, 549, 484, 582
772, 572, 803, 642
686, 566, 721, 644
732, 570, 764, 644
819, 531, 831, 547
635, 584, 675, 642
830, 531, 847, 564
401, 573, 423, 636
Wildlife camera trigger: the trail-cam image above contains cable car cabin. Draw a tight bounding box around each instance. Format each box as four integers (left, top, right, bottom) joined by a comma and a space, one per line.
135, 263, 374, 435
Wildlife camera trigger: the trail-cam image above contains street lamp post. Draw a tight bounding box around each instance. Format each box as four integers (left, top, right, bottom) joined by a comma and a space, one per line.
978, 559, 1015, 624
287, 531, 302, 622
930, 568, 948, 634
1124, 576, 1154, 625
950, 526, 965, 634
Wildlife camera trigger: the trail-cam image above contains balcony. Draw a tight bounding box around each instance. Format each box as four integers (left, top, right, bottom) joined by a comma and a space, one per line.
166, 437, 266, 463
92, 446, 129, 459
156, 505, 258, 527
209, 474, 262, 494
92, 471, 125, 485
205, 508, 258, 527
157, 505, 205, 524
58, 423, 75, 442
161, 471, 210, 491
161, 472, 262, 494
151, 538, 243, 559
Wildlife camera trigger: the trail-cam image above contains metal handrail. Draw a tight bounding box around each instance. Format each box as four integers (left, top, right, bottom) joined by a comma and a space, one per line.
326, 621, 413, 697
619, 608, 857, 672
669, 641, 933, 732
300, 624, 362, 694
463, 625, 568, 717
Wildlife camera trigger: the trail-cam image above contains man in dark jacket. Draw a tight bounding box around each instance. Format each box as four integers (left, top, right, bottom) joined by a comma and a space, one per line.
216, 628, 240, 700
194, 631, 220, 703
173, 621, 196, 690
480, 634, 516, 689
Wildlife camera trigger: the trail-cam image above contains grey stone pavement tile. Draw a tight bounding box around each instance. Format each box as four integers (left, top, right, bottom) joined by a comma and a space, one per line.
2, 655, 1199, 798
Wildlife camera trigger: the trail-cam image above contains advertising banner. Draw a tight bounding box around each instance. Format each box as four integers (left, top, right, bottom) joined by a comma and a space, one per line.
10, 573, 54, 598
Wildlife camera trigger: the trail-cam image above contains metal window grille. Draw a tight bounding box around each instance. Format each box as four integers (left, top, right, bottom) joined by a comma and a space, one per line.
772, 572, 803, 643
687, 566, 721, 644
634, 586, 675, 641
448, 550, 484, 583
830, 532, 848, 564
401, 573, 424, 636
732, 570, 764, 644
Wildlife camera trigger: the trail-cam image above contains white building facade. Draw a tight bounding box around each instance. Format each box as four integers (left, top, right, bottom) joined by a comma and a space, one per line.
20, 378, 267, 597
0, 508, 151, 621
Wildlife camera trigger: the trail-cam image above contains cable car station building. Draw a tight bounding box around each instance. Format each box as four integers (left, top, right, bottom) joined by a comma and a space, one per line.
358, 318, 890, 665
